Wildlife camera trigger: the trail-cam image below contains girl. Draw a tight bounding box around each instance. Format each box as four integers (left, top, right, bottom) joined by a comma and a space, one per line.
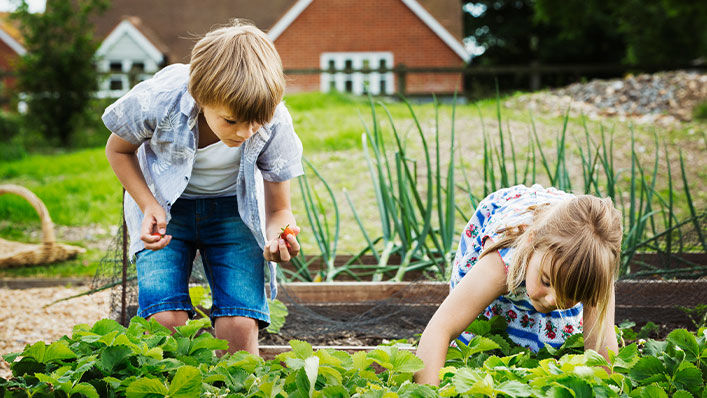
415, 184, 622, 385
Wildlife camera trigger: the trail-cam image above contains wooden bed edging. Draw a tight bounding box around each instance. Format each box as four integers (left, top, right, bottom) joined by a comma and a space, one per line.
275, 280, 706, 307
274, 280, 707, 327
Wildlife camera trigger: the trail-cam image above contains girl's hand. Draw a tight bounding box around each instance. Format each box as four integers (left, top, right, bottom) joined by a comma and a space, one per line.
264, 225, 300, 263
140, 203, 172, 250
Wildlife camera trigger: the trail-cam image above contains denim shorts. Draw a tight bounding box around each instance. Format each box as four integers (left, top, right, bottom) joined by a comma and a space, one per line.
134, 195, 270, 328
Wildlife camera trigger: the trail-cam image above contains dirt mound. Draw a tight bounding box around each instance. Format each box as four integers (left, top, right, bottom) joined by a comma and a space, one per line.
509, 70, 707, 126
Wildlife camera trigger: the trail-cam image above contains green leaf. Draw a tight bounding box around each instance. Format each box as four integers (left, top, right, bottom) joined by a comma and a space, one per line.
22, 341, 46, 362
389, 348, 425, 374
351, 351, 373, 371
629, 356, 667, 384
667, 329, 699, 361
671, 390, 695, 398
91, 319, 125, 336
70, 382, 99, 398
613, 343, 639, 370
467, 318, 491, 336
97, 345, 133, 374
320, 385, 350, 398
466, 336, 501, 356
266, 299, 288, 334
168, 365, 202, 398
2, 352, 21, 363
453, 367, 484, 394
630, 384, 668, 398
584, 350, 609, 368
189, 333, 228, 354
495, 380, 532, 397
42, 341, 76, 363
174, 318, 210, 339
290, 340, 314, 359
673, 361, 703, 395
125, 377, 168, 398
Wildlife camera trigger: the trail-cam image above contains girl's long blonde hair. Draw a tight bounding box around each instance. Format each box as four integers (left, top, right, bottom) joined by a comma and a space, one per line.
480, 195, 622, 349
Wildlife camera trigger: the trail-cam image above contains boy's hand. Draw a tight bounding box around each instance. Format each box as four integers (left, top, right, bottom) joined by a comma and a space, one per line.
264, 225, 300, 263
140, 203, 172, 250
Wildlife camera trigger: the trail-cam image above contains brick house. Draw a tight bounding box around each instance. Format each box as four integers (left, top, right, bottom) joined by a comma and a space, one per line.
92, 0, 469, 97
0, 13, 25, 92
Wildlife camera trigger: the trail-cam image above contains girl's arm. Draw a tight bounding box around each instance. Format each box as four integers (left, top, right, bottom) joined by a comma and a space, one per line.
583, 286, 619, 362
105, 133, 171, 250
263, 179, 300, 262
414, 252, 507, 386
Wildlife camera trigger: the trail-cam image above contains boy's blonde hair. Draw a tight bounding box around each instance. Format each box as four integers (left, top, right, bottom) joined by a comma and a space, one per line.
189, 19, 285, 124
480, 195, 622, 348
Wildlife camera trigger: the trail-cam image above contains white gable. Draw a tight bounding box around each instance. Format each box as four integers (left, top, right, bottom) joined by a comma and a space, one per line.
96, 19, 163, 66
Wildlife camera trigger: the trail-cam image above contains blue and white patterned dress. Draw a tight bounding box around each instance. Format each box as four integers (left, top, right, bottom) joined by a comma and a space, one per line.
451, 184, 584, 351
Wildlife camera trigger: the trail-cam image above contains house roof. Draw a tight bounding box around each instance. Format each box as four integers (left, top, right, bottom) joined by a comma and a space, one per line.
0, 12, 26, 55
92, 0, 463, 63
269, 0, 468, 61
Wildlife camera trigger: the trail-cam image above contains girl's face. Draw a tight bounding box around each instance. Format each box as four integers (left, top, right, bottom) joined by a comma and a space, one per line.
201, 104, 261, 147
525, 251, 577, 313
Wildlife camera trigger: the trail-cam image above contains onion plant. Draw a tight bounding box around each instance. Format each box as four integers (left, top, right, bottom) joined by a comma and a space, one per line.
291, 96, 704, 282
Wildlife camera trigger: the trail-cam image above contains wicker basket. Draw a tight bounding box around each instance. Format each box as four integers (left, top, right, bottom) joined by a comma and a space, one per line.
0, 184, 85, 268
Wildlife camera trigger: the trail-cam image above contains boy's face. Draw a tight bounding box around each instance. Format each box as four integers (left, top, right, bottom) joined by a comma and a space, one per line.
525, 252, 577, 313
201, 104, 261, 147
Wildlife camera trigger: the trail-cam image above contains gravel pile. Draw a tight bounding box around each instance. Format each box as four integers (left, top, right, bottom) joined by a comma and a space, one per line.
510, 70, 707, 126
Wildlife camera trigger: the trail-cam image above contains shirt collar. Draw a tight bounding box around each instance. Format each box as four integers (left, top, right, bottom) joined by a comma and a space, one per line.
180, 88, 198, 119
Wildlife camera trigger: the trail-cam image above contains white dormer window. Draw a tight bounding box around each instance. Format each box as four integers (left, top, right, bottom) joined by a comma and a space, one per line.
320, 52, 394, 95
95, 19, 164, 98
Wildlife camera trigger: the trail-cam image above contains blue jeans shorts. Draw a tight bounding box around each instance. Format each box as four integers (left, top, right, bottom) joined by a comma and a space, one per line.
134, 195, 270, 328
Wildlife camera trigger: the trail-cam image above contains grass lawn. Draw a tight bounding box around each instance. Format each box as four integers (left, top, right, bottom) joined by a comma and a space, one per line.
0, 91, 704, 278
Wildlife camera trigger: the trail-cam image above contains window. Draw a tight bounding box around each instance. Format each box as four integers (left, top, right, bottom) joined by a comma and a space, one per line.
131, 62, 145, 72
109, 61, 123, 72
320, 52, 394, 95
109, 78, 123, 90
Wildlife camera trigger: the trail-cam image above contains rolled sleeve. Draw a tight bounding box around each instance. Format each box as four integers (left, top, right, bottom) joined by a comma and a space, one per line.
101, 80, 156, 145
257, 105, 304, 182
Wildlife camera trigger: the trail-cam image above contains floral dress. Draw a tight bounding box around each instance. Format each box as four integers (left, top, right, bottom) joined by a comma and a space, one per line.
451, 184, 584, 351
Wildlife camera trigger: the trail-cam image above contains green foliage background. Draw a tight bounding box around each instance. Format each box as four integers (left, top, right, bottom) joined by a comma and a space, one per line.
10, 0, 108, 146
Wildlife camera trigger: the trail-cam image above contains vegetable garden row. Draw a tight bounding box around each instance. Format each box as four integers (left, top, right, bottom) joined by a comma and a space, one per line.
1, 315, 704, 397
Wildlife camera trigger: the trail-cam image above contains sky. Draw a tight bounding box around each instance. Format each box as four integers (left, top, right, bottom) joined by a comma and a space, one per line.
0, 0, 45, 13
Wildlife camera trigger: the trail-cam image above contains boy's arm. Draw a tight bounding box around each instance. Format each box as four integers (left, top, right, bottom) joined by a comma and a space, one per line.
414, 253, 507, 386
263, 179, 299, 262
105, 133, 171, 250
583, 286, 619, 362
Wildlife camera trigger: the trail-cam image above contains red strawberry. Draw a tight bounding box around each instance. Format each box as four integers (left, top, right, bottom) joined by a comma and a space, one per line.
279, 225, 299, 249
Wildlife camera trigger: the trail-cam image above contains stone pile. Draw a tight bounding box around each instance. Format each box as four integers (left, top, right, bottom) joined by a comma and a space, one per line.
509, 70, 707, 126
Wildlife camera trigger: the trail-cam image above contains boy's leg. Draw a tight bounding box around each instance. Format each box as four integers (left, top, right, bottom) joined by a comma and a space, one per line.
214, 316, 259, 354
197, 196, 270, 355
135, 198, 197, 329
149, 310, 190, 333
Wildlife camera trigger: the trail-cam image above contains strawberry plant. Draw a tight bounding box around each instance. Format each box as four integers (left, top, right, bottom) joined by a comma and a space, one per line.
0, 316, 704, 397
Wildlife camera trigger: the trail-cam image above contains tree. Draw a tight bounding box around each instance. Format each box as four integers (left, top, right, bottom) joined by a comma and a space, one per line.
11, 0, 108, 146
463, 0, 625, 66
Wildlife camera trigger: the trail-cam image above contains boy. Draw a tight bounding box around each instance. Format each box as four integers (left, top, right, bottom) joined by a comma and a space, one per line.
104, 20, 302, 355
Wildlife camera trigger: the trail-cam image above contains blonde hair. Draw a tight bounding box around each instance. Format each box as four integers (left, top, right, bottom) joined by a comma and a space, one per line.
189, 19, 285, 124
480, 195, 622, 349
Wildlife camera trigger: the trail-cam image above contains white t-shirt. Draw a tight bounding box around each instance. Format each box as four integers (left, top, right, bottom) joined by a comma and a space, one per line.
181, 141, 241, 198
